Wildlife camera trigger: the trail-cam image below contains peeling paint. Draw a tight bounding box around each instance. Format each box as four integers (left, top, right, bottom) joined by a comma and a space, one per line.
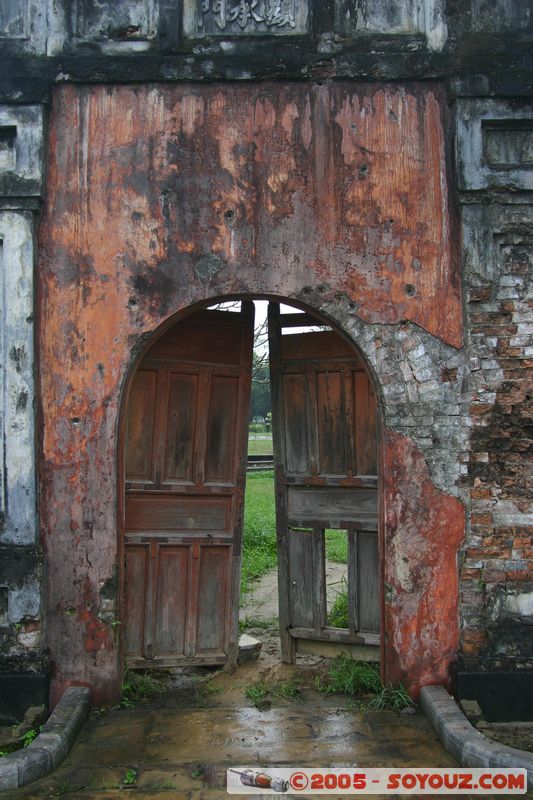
39, 81, 462, 706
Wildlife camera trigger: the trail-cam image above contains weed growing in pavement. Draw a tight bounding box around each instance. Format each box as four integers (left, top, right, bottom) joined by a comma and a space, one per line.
22, 728, 38, 747
245, 681, 269, 707
55, 781, 75, 796
368, 684, 414, 712
239, 615, 279, 631
191, 764, 206, 779
121, 668, 167, 707
316, 654, 382, 696
194, 676, 224, 707
122, 768, 137, 786
316, 654, 414, 712
273, 679, 303, 702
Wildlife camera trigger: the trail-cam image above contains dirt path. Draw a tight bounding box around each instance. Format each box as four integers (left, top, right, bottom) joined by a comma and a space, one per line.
240, 561, 347, 622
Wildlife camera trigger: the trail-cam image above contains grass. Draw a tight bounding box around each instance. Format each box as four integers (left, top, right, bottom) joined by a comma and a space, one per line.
239, 615, 279, 631
316, 654, 383, 696
368, 684, 414, 711
121, 669, 168, 707
122, 768, 137, 786
241, 471, 277, 593
325, 529, 348, 564
273, 679, 303, 702
22, 728, 38, 747
246, 678, 303, 706
194, 676, 224, 707
247, 437, 274, 456
328, 578, 349, 628
245, 681, 269, 707
316, 654, 414, 712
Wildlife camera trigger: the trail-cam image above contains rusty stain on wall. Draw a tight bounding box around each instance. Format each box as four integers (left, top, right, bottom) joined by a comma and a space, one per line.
383, 430, 465, 696
39, 82, 461, 705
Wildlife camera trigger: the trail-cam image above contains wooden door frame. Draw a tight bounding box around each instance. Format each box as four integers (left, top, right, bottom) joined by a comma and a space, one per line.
116, 294, 384, 687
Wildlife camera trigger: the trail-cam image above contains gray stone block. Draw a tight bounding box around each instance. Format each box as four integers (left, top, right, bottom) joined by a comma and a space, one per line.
421, 684, 533, 789
8, 746, 51, 785
32, 732, 69, 768
238, 633, 262, 664
43, 687, 90, 746
0, 757, 19, 790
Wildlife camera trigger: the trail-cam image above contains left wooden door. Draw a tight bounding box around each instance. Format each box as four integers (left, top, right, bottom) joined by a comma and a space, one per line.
123, 304, 254, 668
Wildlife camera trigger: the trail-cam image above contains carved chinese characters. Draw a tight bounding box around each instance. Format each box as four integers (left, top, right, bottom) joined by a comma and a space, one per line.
183, 0, 308, 35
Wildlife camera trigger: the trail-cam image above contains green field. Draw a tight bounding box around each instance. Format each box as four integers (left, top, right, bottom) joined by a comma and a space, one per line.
247, 436, 273, 456
325, 529, 348, 564
242, 471, 277, 592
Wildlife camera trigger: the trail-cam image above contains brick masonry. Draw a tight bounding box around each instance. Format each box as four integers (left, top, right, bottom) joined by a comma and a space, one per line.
460, 201, 533, 672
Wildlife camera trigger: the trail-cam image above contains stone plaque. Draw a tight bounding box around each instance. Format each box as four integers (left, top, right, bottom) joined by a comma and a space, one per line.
0, 0, 27, 38
456, 99, 533, 191
483, 121, 533, 169
72, 0, 157, 40
183, 0, 309, 36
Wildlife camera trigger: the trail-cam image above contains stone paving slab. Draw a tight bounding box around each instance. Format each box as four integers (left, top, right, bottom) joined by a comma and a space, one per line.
0, 700, 460, 799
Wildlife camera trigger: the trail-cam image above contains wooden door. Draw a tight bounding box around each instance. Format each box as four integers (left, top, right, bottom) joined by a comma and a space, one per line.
268, 303, 379, 663
123, 304, 254, 668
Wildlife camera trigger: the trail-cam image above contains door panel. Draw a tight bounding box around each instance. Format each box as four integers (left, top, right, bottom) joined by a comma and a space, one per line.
124, 304, 254, 668
195, 544, 232, 653
154, 546, 190, 656
282, 373, 310, 473
288, 528, 326, 631
269, 302, 379, 662
125, 493, 231, 532
205, 375, 239, 483
125, 369, 158, 482
164, 372, 198, 483
124, 544, 149, 659
316, 370, 346, 476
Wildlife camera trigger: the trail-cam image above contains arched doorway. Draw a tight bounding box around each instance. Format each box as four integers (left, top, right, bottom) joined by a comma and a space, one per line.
120, 297, 380, 677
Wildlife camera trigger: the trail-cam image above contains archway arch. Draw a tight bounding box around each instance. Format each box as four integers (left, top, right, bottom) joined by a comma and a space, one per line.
117, 294, 384, 685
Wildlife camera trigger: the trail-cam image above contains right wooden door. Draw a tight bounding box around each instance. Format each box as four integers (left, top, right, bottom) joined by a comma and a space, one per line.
268, 303, 379, 662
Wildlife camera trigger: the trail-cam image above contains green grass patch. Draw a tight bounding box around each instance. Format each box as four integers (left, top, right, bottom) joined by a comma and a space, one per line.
121, 669, 167, 707
247, 437, 274, 456
328, 578, 349, 628
316, 654, 414, 712
368, 684, 414, 711
242, 471, 277, 592
316, 654, 382, 696
22, 728, 38, 748
245, 681, 269, 707
240, 615, 279, 631
325, 529, 348, 564
122, 769, 137, 786
273, 679, 303, 702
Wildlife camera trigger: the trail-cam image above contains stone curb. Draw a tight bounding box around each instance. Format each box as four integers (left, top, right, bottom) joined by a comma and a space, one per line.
0, 687, 91, 791
420, 685, 533, 789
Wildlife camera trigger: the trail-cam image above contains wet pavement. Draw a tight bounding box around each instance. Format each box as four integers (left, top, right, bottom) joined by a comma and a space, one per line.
5, 628, 532, 800
0, 650, 465, 800
1, 704, 458, 799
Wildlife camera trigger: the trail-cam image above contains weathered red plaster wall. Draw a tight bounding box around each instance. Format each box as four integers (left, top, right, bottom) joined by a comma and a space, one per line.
382, 431, 465, 696
39, 83, 462, 705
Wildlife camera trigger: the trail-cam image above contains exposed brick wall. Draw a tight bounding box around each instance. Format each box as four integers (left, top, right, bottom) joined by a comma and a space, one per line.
461, 212, 533, 671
